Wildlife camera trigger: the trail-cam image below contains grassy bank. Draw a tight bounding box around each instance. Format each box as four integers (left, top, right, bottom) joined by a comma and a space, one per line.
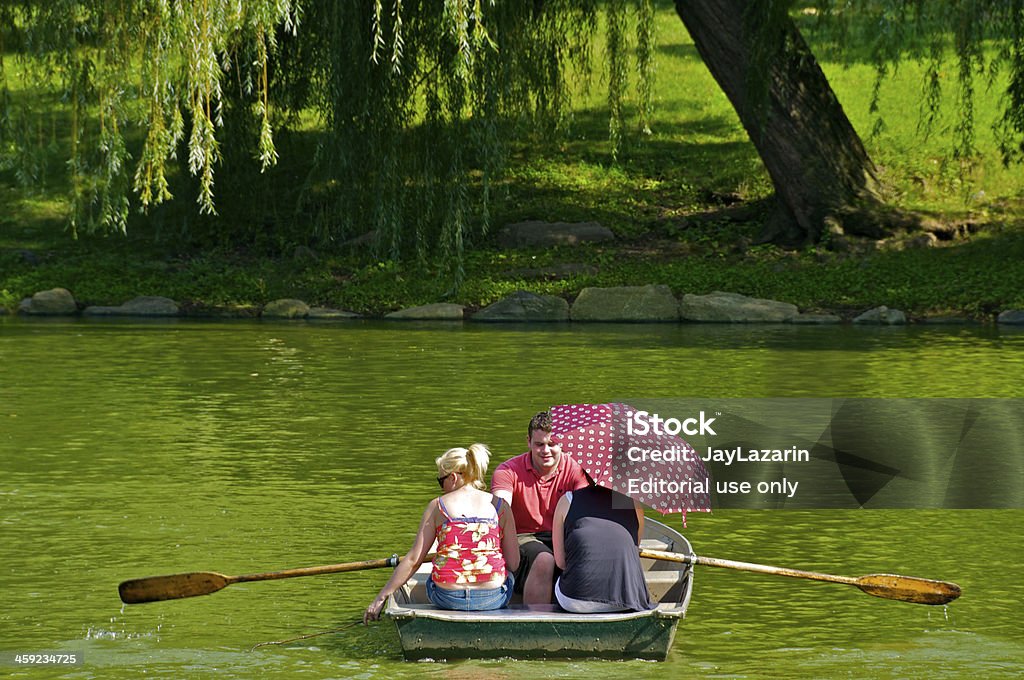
2, 5, 1023, 318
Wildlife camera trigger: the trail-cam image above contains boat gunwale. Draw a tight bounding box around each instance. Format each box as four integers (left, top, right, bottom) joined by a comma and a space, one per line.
386, 601, 687, 623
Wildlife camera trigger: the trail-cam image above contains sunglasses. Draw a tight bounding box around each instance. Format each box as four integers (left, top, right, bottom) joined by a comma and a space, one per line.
437, 473, 452, 489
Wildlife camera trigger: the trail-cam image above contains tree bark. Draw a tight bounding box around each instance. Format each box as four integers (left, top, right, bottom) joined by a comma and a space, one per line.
675, 1, 899, 244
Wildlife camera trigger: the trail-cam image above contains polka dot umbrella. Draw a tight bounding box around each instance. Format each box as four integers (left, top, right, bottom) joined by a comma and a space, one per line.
550, 403, 711, 525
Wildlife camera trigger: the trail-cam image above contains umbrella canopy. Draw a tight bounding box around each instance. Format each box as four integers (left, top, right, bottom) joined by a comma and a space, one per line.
551, 403, 712, 522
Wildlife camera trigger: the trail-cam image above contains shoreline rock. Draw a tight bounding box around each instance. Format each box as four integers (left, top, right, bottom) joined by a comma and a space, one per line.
853, 306, 907, 325
386, 303, 465, 320
21, 288, 78, 316
84, 296, 180, 317
261, 299, 310, 319
997, 310, 1024, 325
472, 291, 569, 322
571, 285, 679, 322
680, 291, 798, 323
308, 307, 360, 320
2, 285, 1012, 326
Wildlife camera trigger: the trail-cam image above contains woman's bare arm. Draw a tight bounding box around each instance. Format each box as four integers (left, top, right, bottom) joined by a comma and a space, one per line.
364, 501, 438, 623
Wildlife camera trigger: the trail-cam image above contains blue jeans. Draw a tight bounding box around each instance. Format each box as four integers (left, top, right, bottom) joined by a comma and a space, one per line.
426, 574, 515, 611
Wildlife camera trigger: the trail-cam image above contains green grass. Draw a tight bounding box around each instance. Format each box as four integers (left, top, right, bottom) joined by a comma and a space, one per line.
2, 3, 1023, 318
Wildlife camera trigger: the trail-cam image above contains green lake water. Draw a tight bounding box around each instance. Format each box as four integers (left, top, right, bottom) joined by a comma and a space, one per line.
1, 319, 1022, 678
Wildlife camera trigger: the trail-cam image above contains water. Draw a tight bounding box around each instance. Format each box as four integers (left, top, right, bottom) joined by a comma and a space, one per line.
1, 319, 1022, 678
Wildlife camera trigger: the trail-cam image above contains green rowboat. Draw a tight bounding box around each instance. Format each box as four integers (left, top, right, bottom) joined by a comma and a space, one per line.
384, 517, 694, 661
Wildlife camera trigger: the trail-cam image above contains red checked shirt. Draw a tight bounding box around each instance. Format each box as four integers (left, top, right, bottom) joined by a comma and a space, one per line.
491, 452, 588, 533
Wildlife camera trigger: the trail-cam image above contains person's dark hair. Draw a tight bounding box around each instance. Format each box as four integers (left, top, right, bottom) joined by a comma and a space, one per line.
528, 411, 552, 439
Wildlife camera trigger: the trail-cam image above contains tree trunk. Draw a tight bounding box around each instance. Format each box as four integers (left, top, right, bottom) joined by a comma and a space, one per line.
675, 0, 900, 244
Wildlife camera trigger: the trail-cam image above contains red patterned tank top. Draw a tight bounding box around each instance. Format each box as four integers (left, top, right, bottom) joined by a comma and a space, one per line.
431, 497, 507, 586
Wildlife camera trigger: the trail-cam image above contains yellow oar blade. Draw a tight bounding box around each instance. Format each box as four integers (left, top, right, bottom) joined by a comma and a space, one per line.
855, 574, 962, 605
119, 571, 231, 604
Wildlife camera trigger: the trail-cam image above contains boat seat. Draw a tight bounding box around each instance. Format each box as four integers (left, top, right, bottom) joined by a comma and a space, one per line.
640, 537, 672, 551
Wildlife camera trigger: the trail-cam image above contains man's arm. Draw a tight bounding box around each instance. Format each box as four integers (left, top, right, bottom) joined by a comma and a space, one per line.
491, 464, 515, 506
567, 455, 590, 490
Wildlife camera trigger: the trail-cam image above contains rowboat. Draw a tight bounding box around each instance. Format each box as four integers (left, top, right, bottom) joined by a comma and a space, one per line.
384, 517, 694, 661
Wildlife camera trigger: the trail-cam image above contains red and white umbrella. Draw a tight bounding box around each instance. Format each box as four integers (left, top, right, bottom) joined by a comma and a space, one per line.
551, 402, 711, 524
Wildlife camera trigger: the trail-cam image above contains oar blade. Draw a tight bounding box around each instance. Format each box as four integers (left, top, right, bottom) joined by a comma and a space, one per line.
856, 574, 962, 605
119, 571, 231, 604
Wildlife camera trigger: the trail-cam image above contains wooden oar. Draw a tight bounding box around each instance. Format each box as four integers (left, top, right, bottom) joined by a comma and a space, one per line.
119, 553, 434, 604
640, 548, 961, 605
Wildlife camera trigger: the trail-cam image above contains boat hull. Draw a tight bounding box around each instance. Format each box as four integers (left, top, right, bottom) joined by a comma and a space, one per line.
391, 606, 681, 660
385, 517, 693, 661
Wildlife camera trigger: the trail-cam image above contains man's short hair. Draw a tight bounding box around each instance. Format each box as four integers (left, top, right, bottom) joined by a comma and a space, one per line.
528, 411, 552, 439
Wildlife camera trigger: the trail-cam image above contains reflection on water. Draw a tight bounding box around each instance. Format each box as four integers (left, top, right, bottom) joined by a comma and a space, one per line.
1, 319, 1022, 678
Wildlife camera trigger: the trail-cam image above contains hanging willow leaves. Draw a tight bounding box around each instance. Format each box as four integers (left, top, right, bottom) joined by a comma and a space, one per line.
636, 0, 655, 135
3, 0, 300, 232
805, 0, 1024, 167
0, 0, 655, 272
5, 1, 1024, 259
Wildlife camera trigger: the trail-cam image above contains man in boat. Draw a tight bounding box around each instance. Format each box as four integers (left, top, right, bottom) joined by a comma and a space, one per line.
491, 411, 589, 604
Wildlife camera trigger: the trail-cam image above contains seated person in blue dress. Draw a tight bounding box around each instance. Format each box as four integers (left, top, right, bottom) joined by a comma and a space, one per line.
551, 483, 654, 613
364, 444, 520, 622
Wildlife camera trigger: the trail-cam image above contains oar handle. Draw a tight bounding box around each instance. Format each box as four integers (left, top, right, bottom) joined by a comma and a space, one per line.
640, 548, 857, 585
233, 555, 422, 584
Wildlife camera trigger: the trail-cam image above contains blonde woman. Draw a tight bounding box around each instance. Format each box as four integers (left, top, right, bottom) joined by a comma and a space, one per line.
364, 444, 520, 622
